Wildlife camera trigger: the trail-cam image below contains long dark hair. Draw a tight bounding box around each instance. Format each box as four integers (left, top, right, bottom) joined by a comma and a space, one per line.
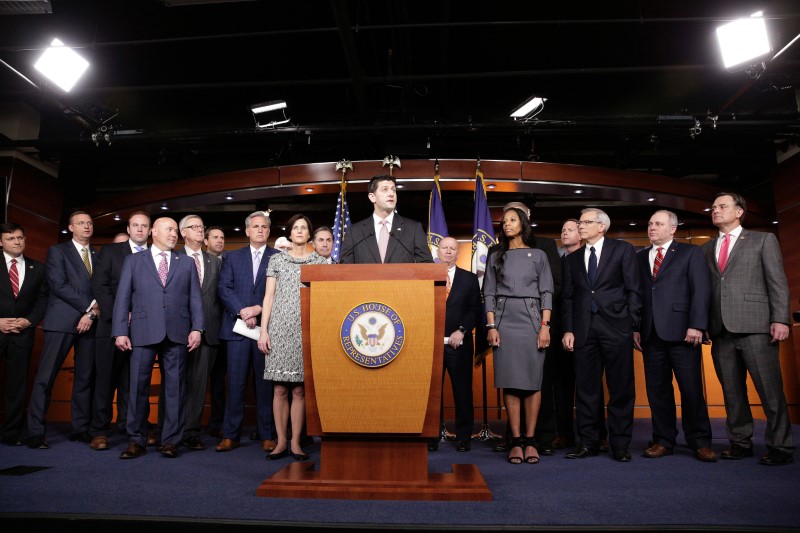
495, 207, 536, 277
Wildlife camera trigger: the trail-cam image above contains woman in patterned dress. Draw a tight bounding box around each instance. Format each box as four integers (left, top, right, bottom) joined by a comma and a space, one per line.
257, 214, 325, 460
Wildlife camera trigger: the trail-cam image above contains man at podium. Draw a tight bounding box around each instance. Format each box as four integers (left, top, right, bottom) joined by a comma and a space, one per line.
339, 175, 433, 264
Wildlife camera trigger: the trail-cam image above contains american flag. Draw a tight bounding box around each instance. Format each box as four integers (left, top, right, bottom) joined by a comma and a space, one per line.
331, 178, 351, 263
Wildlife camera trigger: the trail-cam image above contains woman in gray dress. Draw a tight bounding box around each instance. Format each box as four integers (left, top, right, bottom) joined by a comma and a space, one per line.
484, 207, 554, 464
257, 214, 325, 460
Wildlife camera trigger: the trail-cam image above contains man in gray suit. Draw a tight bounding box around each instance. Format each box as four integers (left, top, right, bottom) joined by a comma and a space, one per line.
702, 192, 794, 466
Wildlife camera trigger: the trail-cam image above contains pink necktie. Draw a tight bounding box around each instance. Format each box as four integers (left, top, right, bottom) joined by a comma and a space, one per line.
718, 234, 730, 272
652, 247, 664, 280
192, 253, 202, 285
378, 220, 389, 263
9, 258, 19, 299
158, 252, 168, 286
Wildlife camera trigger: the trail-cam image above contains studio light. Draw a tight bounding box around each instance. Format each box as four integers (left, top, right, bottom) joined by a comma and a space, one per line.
33, 38, 89, 92
716, 12, 771, 71
510, 96, 547, 122
250, 100, 290, 128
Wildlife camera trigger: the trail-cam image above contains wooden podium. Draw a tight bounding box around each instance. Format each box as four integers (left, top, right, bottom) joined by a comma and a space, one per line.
256, 264, 491, 501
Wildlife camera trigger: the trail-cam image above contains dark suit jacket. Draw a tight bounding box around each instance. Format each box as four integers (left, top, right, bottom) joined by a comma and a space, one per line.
562, 237, 641, 347
339, 214, 433, 264
637, 242, 710, 343
111, 249, 204, 346
702, 229, 790, 336
444, 267, 481, 357
42, 241, 97, 333
0, 255, 49, 347
217, 245, 279, 342
91, 242, 133, 337
179, 248, 222, 346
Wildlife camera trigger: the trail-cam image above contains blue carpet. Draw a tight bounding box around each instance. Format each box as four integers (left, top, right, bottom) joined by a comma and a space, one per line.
1, 419, 798, 531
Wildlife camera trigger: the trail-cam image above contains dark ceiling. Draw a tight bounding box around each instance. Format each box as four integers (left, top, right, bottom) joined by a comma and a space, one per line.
1, 0, 799, 237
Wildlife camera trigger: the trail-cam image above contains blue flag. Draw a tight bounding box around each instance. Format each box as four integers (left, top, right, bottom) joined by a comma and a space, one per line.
331, 177, 351, 263
427, 173, 448, 262
471, 169, 497, 288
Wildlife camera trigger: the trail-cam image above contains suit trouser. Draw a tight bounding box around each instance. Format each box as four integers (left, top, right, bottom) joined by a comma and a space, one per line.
574, 313, 635, 453
183, 340, 217, 439
128, 339, 186, 447
26, 330, 95, 439
443, 348, 474, 441
89, 335, 130, 437
208, 341, 227, 431
711, 328, 794, 453
642, 333, 712, 450
223, 338, 275, 441
552, 342, 576, 442
0, 337, 33, 441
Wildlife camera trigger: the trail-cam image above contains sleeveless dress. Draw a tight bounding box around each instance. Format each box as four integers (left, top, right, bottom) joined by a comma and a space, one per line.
263, 251, 325, 382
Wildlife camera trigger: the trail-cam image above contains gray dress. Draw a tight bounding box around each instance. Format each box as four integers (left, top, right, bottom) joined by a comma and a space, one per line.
263, 251, 325, 382
484, 248, 554, 391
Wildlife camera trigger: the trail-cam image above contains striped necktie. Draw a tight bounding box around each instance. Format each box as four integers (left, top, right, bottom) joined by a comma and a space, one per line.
9, 258, 19, 299
652, 247, 664, 280
81, 247, 92, 278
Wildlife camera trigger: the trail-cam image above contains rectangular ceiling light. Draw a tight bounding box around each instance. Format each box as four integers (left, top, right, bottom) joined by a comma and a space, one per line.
250, 100, 290, 128
33, 38, 89, 92
716, 12, 772, 70
251, 100, 287, 114
510, 96, 547, 120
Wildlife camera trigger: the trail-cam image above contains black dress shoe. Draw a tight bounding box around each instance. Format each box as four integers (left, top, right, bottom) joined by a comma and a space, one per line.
721, 443, 753, 460
759, 449, 794, 466
613, 449, 632, 462
266, 448, 288, 460
456, 440, 471, 452
493, 440, 510, 452
598, 439, 609, 453
183, 436, 205, 450
292, 451, 310, 461
538, 442, 554, 456
120, 442, 146, 459
428, 440, 439, 452
24, 435, 48, 449
69, 431, 91, 443
160, 444, 179, 458
565, 446, 598, 459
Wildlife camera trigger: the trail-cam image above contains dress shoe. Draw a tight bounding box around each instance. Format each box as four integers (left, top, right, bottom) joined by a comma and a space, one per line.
428, 440, 439, 452
695, 447, 718, 462
493, 440, 509, 452
69, 431, 91, 443
266, 448, 288, 460
538, 442, 554, 456
598, 439, 609, 453
24, 435, 48, 449
292, 450, 310, 461
261, 439, 277, 452
215, 438, 240, 452
89, 436, 109, 451
721, 443, 753, 460
146, 432, 160, 447
2, 437, 23, 446
184, 437, 205, 450
159, 443, 179, 458
643, 443, 673, 459
759, 449, 794, 466
551, 435, 575, 450
613, 449, 632, 462
120, 442, 146, 459
565, 446, 598, 459
456, 440, 471, 452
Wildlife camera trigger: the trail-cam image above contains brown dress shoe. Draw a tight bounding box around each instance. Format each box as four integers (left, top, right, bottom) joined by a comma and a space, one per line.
215, 438, 240, 452
146, 432, 160, 447
160, 443, 179, 458
120, 442, 146, 459
261, 439, 277, 452
695, 447, 718, 462
89, 436, 109, 451
643, 443, 673, 458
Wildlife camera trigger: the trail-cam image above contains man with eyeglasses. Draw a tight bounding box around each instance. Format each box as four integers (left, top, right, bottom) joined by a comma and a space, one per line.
562, 208, 641, 462
25, 211, 99, 449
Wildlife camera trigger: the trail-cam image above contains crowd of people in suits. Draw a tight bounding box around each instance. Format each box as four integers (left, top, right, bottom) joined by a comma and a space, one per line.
0, 179, 794, 467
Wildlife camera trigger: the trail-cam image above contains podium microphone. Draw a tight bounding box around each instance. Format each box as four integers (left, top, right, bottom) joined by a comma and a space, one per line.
389, 229, 416, 263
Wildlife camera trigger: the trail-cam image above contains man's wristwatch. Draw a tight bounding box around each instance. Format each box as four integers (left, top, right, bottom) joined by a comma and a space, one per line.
86, 312, 97, 321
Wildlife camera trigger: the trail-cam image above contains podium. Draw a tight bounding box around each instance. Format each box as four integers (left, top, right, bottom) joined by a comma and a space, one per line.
256, 264, 491, 501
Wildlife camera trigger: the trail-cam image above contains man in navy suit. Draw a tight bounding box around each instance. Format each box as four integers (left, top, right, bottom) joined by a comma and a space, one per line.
0, 223, 48, 446
436, 237, 481, 452
113, 217, 204, 459
88, 211, 150, 451
632, 210, 716, 462
25, 211, 99, 449
339, 175, 433, 264
216, 211, 279, 452
562, 208, 641, 462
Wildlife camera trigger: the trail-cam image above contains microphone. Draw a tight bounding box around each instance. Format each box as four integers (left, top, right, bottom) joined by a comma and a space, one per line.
389, 228, 416, 263
339, 230, 375, 263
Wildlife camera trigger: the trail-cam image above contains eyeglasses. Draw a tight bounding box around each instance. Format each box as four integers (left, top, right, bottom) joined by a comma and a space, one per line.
577, 220, 599, 226
185, 224, 205, 231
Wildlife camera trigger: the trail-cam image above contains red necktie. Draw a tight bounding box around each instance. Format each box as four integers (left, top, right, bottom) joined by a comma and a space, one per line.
718, 234, 730, 272
9, 258, 19, 299
652, 247, 664, 280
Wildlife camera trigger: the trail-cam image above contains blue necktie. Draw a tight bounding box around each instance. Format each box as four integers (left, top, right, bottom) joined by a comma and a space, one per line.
588, 246, 598, 313
134, 246, 145, 253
